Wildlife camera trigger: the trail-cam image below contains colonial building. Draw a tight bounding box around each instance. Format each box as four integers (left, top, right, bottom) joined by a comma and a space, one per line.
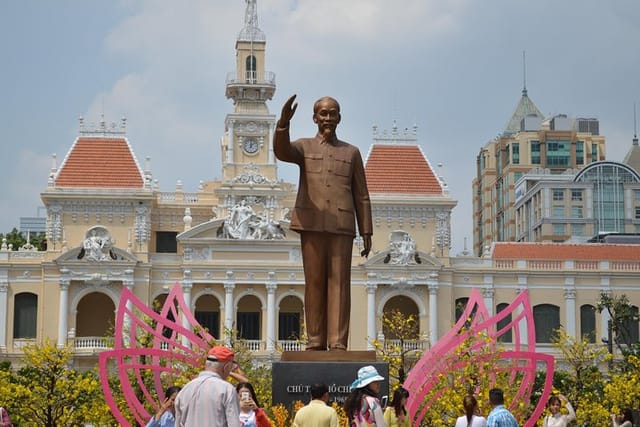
1, 2, 639, 370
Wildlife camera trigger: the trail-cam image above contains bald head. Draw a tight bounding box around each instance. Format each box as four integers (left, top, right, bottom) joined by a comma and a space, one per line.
313, 97, 340, 115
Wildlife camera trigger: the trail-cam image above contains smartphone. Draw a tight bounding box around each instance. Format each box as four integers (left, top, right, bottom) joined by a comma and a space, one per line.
241, 391, 250, 401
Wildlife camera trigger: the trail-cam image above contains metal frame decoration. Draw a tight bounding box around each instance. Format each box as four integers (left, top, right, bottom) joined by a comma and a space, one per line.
403, 289, 554, 426
98, 284, 214, 426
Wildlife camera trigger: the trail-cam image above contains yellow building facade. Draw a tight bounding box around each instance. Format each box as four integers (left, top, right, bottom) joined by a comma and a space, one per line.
2, 2, 640, 370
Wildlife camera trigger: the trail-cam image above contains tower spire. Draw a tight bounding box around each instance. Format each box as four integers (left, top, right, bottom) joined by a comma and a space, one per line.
244, 0, 258, 28
522, 50, 528, 96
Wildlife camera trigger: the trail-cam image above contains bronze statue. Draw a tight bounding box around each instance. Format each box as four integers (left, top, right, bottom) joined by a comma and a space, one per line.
274, 94, 373, 351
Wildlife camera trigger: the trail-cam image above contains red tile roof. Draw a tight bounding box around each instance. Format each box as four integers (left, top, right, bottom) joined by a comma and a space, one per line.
364, 145, 442, 195
493, 242, 640, 261
55, 137, 144, 188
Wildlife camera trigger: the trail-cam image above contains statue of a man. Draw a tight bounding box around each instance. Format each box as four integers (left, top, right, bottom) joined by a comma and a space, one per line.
244, 0, 257, 27
274, 94, 372, 351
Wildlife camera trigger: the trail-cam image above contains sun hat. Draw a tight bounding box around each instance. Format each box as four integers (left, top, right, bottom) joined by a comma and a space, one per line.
350, 365, 385, 390
206, 345, 235, 362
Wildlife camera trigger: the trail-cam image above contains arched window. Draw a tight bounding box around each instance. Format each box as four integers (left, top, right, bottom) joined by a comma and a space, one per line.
620, 305, 640, 345
195, 294, 220, 339
246, 55, 257, 82
14, 292, 38, 339
580, 304, 596, 343
153, 293, 178, 339
533, 304, 560, 343
237, 295, 261, 340
455, 297, 469, 323
382, 296, 419, 340
496, 302, 512, 343
279, 295, 303, 341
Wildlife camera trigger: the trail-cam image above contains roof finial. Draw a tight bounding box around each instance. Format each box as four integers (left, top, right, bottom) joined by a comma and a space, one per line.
244, 0, 258, 28
634, 102, 638, 146
522, 50, 528, 97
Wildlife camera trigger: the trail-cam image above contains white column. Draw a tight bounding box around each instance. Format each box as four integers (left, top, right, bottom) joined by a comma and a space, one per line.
0, 276, 8, 350
366, 275, 377, 350
123, 269, 135, 346
268, 123, 275, 164
428, 272, 439, 344
600, 282, 611, 345
266, 272, 277, 352
227, 120, 235, 163
483, 275, 494, 315
181, 270, 193, 347
517, 276, 528, 346
564, 277, 576, 337
57, 270, 70, 348
482, 287, 495, 318
224, 271, 235, 342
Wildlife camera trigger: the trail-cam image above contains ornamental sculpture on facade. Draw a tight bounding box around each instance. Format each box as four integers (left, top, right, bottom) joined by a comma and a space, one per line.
78, 226, 117, 261
217, 200, 285, 240
385, 230, 420, 265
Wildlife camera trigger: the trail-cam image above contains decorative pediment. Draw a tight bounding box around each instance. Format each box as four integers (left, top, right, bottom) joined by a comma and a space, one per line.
362, 249, 441, 267
178, 216, 292, 242
362, 230, 441, 267
54, 246, 140, 264
177, 219, 226, 240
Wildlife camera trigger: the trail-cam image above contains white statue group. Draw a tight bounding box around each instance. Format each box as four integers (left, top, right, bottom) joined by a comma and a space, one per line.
220, 200, 285, 240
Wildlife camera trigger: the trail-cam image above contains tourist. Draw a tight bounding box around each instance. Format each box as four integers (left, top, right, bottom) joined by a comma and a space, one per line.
236, 382, 272, 427
344, 365, 387, 426
542, 394, 575, 427
383, 387, 410, 427
454, 395, 487, 427
146, 386, 181, 427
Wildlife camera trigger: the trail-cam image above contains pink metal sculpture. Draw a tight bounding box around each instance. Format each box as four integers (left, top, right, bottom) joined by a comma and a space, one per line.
403, 289, 555, 426
99, 284, 214, 426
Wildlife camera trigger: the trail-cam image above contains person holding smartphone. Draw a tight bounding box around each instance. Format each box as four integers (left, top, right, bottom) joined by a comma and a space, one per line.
236, 382, 272, 427
146, 386, 181, 427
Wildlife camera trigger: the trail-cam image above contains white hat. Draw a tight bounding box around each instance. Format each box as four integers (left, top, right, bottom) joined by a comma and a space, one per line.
351, 365, 385, 389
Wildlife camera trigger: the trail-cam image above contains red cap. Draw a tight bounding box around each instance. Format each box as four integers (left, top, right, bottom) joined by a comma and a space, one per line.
207, 346, 235, 362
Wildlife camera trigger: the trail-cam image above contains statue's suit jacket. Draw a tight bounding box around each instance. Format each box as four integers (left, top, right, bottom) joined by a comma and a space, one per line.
274, 125, 372, 348
274, 127, 372, 238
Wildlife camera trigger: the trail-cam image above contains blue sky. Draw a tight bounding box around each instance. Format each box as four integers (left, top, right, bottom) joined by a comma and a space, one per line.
1, 0, 639, 254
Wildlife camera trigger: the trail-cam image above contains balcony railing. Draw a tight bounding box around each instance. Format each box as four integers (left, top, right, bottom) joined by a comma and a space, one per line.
277, 340, 305, 352
13, 338, 36, 350
240, 339, 264, 351
383, 339, 428, 352
226, 71, 276, 86
74, 336, 113, 350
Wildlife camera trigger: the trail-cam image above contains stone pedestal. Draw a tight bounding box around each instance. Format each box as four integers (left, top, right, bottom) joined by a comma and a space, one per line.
272, 352, 388, 409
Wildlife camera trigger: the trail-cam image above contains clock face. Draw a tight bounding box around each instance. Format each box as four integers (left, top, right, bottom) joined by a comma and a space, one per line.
242, 138, 259, 154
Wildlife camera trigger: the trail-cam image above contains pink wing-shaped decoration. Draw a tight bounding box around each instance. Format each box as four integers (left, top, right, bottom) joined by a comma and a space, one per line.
99, 283, 215, 426
404, 289, 554, 426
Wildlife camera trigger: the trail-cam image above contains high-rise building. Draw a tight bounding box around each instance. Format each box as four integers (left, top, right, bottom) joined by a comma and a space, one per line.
472, 86, 606, 256
513, 161, 640, 242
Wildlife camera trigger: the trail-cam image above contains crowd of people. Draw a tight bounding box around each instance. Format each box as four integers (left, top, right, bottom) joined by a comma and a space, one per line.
144, 344, 636, 427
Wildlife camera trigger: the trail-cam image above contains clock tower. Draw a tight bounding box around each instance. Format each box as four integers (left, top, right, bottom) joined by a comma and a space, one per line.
221, 0, 277, 183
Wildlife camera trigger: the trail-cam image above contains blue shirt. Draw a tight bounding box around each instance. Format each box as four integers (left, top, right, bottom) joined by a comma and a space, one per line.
146, 411, 175, 427
487, 405, 519, 427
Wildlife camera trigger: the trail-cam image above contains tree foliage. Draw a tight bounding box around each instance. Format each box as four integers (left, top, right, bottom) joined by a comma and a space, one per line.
550, 328, 611, 426
371, 309, 422, 386
0, 227, 46, 251
597, 292, 640, 358
0, 340, 112, 426
417, 330, 527, 427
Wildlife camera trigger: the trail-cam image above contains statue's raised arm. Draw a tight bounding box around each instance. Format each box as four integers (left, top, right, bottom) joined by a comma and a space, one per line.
277, 94, 298, 128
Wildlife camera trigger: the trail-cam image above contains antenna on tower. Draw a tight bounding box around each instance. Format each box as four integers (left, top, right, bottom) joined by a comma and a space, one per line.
634, 102, 638, 146
522, 50, 528, 96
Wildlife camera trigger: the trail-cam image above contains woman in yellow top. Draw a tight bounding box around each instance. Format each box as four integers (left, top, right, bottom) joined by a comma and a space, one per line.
383, 387, 410, 427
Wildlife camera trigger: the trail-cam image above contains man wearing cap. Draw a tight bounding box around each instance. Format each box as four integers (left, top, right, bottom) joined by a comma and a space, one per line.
174, 345, 240, 427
